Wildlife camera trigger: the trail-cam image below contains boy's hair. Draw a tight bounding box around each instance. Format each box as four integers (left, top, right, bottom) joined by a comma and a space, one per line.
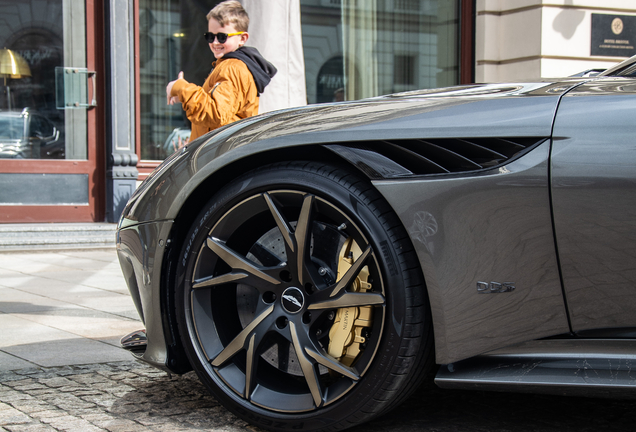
207, 1, 249, 32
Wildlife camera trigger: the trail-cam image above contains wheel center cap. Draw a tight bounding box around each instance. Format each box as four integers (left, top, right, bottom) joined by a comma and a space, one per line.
281, 287, 304, 314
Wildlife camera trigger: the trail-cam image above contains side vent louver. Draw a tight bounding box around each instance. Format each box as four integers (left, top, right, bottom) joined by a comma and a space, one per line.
326, 137, 546, 179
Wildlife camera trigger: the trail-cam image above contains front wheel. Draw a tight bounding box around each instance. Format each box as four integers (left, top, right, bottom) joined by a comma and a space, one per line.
175, 162, 432, 431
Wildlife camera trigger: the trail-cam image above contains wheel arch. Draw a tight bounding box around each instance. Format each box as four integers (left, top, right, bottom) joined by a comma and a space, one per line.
159, 143, 405, 374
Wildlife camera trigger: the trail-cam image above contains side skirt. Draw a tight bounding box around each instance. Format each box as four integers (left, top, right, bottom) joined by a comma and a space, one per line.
435, 339, 636, 398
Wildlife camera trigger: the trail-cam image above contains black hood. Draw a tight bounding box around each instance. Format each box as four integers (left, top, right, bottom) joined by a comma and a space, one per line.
223, 46, 277, 95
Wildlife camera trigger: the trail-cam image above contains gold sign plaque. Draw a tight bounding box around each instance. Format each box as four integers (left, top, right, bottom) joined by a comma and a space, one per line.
592, 14, 636, 57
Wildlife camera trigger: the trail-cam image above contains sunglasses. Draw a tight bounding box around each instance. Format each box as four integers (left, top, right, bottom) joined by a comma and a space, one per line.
203, 31, 245, 44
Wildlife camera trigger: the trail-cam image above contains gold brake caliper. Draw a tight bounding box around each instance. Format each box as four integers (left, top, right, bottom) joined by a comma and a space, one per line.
328, 238, 373, 366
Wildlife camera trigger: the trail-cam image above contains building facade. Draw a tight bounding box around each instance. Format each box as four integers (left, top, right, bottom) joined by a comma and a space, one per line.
0, 0, 633, 223
476, 0, 636, 81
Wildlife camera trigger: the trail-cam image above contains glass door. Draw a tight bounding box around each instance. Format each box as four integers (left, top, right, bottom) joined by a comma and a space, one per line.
0, 0, 103, 222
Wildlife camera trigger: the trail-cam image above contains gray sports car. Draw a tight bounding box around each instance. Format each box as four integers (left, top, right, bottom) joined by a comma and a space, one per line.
117, 54, 636, 431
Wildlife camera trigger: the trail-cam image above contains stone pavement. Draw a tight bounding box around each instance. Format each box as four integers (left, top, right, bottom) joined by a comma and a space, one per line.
0, 248, 258, 432
0, 249, 139, 370
0, 361, 253, 432
3, 360, 636, 432
2, 249, 636, 432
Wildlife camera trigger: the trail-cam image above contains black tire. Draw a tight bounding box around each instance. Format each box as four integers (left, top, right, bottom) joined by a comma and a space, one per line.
175, 162, 433, 431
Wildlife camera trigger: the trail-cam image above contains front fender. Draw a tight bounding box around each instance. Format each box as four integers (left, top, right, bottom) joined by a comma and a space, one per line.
120, 83, 566, 226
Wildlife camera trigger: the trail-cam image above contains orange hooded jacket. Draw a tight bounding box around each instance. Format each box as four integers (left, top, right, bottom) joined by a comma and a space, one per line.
170, 57, 258, 141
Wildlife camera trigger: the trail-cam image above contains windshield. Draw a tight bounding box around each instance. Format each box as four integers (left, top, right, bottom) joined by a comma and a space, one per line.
0, 115, 24, 140
599, 54, 636, 77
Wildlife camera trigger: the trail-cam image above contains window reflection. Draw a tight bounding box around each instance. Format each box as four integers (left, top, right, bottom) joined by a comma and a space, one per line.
139, 0, 459, 161
301, 0, 458, 103
0, 109, 61, 158
139, 0, 219, 161
0, 0, 87, 160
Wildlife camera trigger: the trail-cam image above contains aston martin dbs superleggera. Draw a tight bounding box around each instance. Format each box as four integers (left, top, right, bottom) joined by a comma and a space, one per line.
117, 55, 636, 431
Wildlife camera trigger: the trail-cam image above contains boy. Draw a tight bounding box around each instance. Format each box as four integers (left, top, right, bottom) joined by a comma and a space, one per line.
166, 0, 276, 141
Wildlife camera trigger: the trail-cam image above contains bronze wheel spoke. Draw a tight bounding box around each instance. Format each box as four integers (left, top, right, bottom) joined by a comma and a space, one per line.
289, 321, 323, 408
193, 272, 248, 289
263, 192, 295, 253
211, 304, 274, 367
294, 194, 313, 286
244, 333, 257, 400
330, 245, 373, 298
206, 237, 281, 286
304, 346, 359, 380
309, 292, 385, 310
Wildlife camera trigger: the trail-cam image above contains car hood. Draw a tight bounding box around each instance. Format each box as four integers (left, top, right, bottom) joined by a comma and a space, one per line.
120, 80, 586, 226
205, 81, 578, 144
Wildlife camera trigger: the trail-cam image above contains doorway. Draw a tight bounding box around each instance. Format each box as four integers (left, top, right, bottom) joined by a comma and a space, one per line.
0, 0, 104, 222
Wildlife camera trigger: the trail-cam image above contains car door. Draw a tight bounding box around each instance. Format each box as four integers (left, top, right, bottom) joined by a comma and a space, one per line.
551, 77, 636, 335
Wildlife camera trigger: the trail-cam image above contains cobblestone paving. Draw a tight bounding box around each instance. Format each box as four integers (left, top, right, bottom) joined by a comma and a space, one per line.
2, 360, 636, 432
0, 361, 255, 432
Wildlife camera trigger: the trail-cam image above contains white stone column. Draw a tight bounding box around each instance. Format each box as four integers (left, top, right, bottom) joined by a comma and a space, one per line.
241, 0, 307, 113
